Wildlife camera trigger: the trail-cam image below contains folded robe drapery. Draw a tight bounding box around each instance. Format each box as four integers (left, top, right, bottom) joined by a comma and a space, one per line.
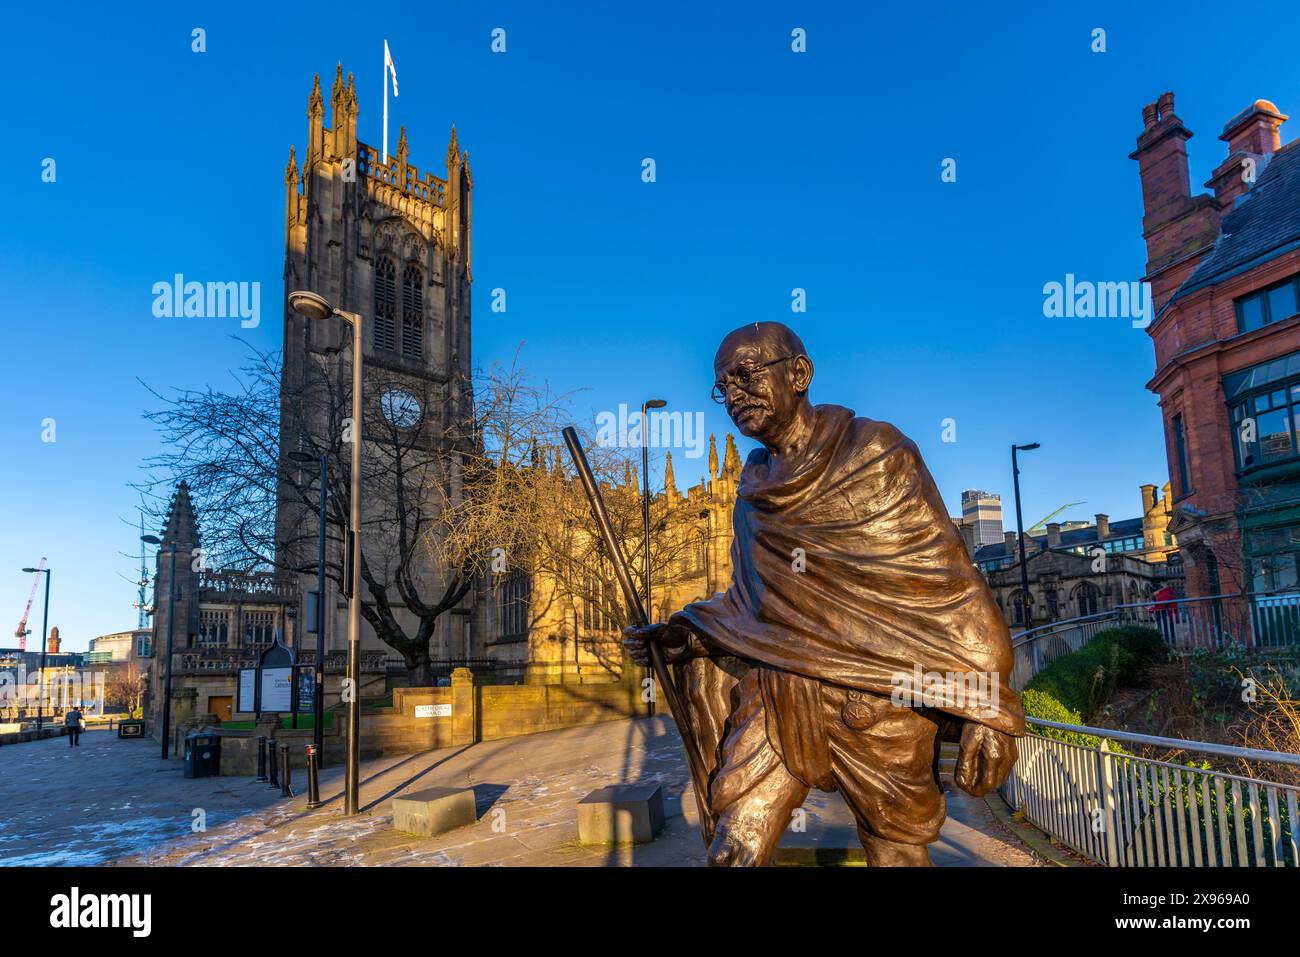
675, 404, 1025, 738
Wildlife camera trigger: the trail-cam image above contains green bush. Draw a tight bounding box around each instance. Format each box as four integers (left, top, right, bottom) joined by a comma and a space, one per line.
1020, 688, 1104, 747
1024, 625, 1164, 723
1106, 625, 1168, 674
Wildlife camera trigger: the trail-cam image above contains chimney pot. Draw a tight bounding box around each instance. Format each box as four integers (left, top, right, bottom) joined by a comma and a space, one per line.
1205, 99, 1289, 208
1219, 98, 1288, 157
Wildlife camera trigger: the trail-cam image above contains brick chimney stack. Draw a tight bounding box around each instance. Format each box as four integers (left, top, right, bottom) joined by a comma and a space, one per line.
1206, 99, 1288, 209
1004, 530, 1017, 554
1047, 523, 1062, 548
1095, 513, 1110, 539
1130, 91, 1222, 313
48, 626, 61, 654
957, 521, 976, 556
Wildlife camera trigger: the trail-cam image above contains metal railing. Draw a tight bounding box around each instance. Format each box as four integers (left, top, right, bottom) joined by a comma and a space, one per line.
1009, 591, 1300, 690
383, 657, 499, 677
1001, 718, 1300, 867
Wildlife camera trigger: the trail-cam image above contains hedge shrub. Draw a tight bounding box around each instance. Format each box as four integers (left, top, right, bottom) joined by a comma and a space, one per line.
1022, 625, 1165, 739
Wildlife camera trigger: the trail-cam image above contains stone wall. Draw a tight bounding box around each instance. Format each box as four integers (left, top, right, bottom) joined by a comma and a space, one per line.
0, 724, 68, 746
201, 666, 648, 775
476, 676, 646, 741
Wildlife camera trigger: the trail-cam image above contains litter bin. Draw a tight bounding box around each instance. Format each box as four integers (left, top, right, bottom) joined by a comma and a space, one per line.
184, 732, 221, 778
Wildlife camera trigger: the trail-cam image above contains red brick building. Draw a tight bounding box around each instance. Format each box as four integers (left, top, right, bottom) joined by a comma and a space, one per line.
1134, 92, 1300, 598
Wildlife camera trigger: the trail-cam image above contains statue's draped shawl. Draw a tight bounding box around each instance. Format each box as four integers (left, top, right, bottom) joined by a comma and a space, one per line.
676, 405, 1024, 738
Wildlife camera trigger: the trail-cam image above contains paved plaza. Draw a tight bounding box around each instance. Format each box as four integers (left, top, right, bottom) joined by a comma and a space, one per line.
0, 718, 1043, 867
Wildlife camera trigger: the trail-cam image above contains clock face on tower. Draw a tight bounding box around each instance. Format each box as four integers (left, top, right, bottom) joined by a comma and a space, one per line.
380, 389, 422, 428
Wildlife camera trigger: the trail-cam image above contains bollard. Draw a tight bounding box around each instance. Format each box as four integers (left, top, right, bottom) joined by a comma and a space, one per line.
256, 736, 268, 782
306, 743, 321, 809
279, 743, 293, 798
268, 739, 279, 789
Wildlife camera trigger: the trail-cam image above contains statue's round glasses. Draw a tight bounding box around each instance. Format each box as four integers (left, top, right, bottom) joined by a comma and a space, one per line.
712, 355, 799, 404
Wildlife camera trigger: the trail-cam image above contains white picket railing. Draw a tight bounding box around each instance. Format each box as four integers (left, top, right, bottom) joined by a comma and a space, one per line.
1001, 718, 1300, 867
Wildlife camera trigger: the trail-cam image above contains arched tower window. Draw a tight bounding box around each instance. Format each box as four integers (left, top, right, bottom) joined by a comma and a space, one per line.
402, 264, 424, 359
373, 256, 398, 352
1073, 581, 1100, 618
1009, 589, 1027, 625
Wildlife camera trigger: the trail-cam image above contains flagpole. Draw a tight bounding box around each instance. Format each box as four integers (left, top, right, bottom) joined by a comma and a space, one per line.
382, 41, 388, 165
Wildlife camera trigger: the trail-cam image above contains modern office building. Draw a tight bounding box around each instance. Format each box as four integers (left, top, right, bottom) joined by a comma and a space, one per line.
961, 490, 1005, 547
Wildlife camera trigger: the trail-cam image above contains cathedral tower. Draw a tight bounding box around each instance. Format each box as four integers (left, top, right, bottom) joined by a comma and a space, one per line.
278, 66, 476, 661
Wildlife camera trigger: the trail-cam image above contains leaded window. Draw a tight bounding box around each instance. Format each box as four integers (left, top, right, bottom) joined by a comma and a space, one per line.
198, 609, 229, 646
499, 572, 531, 640
373, 256, 398, 352
242, 610, 275, 647
402, 264, 424, 359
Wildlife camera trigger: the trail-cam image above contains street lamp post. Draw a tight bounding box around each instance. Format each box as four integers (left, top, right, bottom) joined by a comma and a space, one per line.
289, 449, 329, 764
1011, 442, 1041, 630
21, 567, 50, 730
140, 535, 177, 758
290, 290, 364, 815
641, 398, 666, 717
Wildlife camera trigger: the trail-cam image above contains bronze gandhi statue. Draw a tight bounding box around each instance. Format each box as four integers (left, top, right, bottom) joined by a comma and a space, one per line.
623, 322, 1024, 866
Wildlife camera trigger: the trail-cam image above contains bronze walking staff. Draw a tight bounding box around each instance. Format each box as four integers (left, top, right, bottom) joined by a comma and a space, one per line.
560, 426, 717, 844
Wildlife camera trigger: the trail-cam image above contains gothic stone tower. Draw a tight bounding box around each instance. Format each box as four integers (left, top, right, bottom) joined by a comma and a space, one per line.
279, 65, 476, 662
147, 481, 201, 740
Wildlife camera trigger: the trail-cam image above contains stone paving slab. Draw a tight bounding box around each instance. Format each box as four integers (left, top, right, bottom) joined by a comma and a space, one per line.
0, 728, 293, 866
0, 717, 1042, 867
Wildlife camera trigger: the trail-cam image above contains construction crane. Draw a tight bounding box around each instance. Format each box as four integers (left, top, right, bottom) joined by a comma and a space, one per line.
14, 558, 47, 649
1027, 503, 1085, 534
132, 512, 153, 627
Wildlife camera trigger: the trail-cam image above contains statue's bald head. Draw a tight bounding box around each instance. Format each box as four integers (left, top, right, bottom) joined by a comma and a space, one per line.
713, 322, 814, 448
714, 322, 807, 369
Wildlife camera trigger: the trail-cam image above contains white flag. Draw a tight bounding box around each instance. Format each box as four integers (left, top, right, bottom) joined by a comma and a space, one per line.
384, 39, 398, 97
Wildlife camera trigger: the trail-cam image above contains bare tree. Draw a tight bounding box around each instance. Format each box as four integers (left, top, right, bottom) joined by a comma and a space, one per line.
137, 340, 708, 684
137, 341, 568, 683
498, 443, 709, 677
104, 661, 147, 715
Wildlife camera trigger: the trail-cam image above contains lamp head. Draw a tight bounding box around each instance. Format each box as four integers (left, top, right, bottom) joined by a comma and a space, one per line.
288, 450, 317, 464
288, 290, 335, 322
1016, 442, 1041, 452
644, 398, 667, 410
141, 534, 162, 546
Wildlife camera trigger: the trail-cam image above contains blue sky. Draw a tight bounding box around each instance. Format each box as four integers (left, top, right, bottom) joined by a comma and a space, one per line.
4, 1, 1298, 650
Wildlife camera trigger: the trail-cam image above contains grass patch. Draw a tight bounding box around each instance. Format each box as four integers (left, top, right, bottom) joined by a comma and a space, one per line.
220, 712, 336, 731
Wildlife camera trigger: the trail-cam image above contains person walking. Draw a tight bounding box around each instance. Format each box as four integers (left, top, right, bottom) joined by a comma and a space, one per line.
1148, 584, 1178, 647
65, 706, 83, 747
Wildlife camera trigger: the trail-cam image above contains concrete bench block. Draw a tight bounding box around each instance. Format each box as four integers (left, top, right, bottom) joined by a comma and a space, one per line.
577, 784, 665, 845
391, 787, 477, 837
